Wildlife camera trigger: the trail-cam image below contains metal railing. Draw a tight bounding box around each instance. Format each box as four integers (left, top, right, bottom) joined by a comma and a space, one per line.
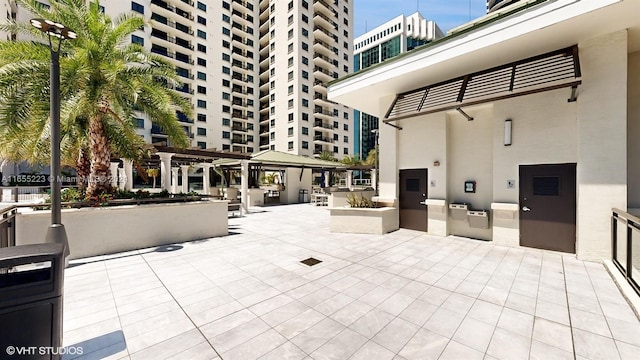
611, 208, 640, 296
0, 206, 17, 249
1, 186, 53, 203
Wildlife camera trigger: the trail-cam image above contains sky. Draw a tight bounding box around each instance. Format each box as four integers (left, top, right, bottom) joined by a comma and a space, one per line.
354, 0, 488, 37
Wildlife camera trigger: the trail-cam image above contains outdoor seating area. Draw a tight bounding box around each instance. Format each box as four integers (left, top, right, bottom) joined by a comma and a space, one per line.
310, 187, 329, 206
60, 204, 640, 360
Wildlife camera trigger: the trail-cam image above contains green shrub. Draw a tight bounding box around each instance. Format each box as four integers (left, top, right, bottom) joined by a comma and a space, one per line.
346, 192, 376, 208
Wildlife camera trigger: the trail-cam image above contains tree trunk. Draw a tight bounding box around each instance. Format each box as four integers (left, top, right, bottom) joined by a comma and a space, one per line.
86, 115, 112, 197
75, 146, 90, 191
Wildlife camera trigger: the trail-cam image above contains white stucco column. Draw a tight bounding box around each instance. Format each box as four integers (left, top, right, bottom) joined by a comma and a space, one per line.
122, 159, 133, 191
324, 171, 330, 188
202, 164, 211, 195
170, 167, 179, 193
180, 165, 190, 193
158, 152, 174, 191
117, 168, 125, 190
576, 30, 628, 260
240, 160, 249, 214
346, 170, 353, 190
109, 162, 119, 189
378, 95, 399, 205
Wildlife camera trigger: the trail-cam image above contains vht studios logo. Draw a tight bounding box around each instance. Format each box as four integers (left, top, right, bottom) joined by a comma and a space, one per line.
5, 346, 83, 356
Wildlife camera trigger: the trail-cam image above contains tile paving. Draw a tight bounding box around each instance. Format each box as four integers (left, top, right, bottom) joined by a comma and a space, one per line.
61, 204, 640, 359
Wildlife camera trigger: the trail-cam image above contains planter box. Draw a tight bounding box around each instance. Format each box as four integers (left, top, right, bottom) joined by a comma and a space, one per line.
330, 206, 399, 235
15, 200, 228, 260
328, 190, 375, 208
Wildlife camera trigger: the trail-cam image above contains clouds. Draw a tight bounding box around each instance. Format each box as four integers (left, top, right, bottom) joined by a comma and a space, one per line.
354, 0, 487, 36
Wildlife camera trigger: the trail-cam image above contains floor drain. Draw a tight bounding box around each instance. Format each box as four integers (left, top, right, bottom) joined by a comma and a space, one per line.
300, 257, 322, 266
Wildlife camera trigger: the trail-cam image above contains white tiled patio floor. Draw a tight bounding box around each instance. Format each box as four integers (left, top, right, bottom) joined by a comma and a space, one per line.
63, 204, 640, 360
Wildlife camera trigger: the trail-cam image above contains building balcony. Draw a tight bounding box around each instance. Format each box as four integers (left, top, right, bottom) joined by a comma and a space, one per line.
232, 0, 252, 11
150, 0, 193, 21
313, 26, 337, 44
313, 52, 335, 68
313, 39, 336, 57
313, 93, 336, 105
314, 120, 334, 130
313, 11, 337, 31
232, 125, 249, 133
313, 0, 337, 19
314, 135, 334, 144
314, 66, 337, 82
151, 30, 193, 51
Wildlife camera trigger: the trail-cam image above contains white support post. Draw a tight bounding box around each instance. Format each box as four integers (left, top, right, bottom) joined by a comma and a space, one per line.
372, 170, 378, 193
202, 164, 211, 195
117, 168, 125, 190
123, 159, 133, 191
109, 162, 119, 189
346, 170, 353, 190
158, 152, 174, 191
240, 160, 249, 215
171, 167, 179, 194
180, 165, 190, 193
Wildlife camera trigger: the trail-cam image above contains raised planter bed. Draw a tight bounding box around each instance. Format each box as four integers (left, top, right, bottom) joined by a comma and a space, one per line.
15, 200, 228, 260
329, 206, 399, 235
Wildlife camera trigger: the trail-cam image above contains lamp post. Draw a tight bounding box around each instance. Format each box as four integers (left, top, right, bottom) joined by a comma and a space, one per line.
30, 19, 76, 258
371, 129, 379, 196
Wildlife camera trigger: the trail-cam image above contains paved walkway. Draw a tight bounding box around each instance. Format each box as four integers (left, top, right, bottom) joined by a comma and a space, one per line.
62, 204, 640, 359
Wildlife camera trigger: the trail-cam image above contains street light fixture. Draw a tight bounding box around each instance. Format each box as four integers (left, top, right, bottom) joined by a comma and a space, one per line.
371, 129, 379, 196
31, 18, 76, 258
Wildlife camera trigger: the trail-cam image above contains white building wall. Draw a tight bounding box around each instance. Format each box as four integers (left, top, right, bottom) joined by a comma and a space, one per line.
627, 50, 640, 209
381, 30, 629, 260
576, 30, 628, 260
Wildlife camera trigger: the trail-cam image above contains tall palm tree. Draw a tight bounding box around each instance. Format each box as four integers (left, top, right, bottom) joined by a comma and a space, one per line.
318, 151, 337, 162
340, 155, 362, 167
0, 0, 192, 196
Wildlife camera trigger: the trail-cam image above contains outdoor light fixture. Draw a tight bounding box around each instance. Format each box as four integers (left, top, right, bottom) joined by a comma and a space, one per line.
504, 119, 512, 146
456, 107, 474, 121
31, 18, 76, 258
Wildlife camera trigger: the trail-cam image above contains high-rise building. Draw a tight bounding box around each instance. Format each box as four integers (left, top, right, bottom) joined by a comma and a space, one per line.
108, 0, 353, 157
352, 12, 442, 158
258, 0, 353, 158
5, 0, 353, 158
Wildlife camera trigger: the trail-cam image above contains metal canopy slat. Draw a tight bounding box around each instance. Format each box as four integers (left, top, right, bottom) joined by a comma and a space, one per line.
384, 46, 581, 122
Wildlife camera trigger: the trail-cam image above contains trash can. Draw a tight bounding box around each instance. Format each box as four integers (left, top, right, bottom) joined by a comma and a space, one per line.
0, 243, 65, 360
298, 189, 309, 203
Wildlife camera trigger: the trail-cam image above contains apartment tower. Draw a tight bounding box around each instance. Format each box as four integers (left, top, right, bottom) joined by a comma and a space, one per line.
352, 12, 442, 158
101, 0, 354, 157
3, 0, 353, 157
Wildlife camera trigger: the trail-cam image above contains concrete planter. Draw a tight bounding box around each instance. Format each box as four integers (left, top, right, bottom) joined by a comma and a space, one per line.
329, 206, 399, 234
328, 190, 375, 208
15, 200, 228, 260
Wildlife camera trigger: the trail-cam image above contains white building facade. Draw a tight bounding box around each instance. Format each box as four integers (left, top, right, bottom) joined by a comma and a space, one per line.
352, 12, 442, 158
330, 0, 640, 261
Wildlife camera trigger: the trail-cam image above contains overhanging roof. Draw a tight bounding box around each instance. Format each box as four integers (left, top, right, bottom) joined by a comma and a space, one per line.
210, 150, 346, 169
328, 0, 640, 116
384, 46, 581, 122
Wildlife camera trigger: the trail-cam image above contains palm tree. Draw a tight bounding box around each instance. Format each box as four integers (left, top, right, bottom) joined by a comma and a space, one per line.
0, 0, 192, 196
340, 155, 362, 167
364, 147, 378, 166
318, 151, 337, 162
